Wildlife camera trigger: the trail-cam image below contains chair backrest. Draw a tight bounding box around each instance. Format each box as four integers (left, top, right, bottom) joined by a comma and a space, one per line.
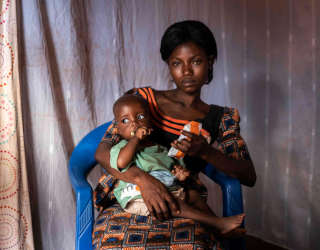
69, 122, 111, 250
69, 122, 111, 189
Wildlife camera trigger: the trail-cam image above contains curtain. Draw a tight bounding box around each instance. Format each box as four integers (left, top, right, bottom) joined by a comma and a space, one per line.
0, 0, 35, 249
18, 0, 320, 250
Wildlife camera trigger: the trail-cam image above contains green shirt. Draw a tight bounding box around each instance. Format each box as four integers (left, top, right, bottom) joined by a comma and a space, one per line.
110, 139, 183, 208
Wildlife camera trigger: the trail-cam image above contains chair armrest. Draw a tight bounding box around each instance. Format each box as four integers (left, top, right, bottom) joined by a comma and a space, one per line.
74, 187, 93, 250
69, 122, 111, 250
203, 164, 244, 217
69, 175, 93, 250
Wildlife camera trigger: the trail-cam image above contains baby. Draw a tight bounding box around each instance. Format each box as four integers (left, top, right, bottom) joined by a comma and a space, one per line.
110, 94, 245, 236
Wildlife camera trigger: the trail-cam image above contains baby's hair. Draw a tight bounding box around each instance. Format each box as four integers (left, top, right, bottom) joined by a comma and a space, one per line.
113, 94, 149, 118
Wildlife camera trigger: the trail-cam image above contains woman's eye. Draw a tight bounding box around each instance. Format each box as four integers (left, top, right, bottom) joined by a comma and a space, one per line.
171, 61, 180, 67
192, 59, 202, 65
122, 118, 129, 124
137, 114, 145, 120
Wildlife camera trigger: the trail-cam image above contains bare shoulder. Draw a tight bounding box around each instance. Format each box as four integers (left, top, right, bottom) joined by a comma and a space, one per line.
153, 89, 210, 120
153, 89, 173, 104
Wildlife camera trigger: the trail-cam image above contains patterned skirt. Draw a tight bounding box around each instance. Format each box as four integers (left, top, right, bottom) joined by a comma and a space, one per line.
92, 203, 223, 250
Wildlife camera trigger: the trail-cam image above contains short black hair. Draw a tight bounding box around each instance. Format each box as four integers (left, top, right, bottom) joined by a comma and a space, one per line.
113, 94, 149, 118
160, 20, 217, 61
160, 20, 217, 83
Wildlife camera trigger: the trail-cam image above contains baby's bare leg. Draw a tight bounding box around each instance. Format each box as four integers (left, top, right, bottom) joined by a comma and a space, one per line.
172, 189, 245, 235
186, 188, 215, 215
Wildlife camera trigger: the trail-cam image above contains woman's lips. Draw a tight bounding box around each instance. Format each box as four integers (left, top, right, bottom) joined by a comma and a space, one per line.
181, 79, 196, 85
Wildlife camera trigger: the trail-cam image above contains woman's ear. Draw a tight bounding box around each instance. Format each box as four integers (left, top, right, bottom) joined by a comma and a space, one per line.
206, 55, 215, 84
208, 55, 215, 68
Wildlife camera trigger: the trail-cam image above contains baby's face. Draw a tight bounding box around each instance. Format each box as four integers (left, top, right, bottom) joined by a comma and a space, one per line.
115, 102, 151, 140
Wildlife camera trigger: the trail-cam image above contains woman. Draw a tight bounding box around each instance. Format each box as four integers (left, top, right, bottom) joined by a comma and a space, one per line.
93, 20, 256, 249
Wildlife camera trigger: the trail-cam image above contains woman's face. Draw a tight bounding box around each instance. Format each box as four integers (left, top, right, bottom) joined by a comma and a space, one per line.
167, 42, 211, 94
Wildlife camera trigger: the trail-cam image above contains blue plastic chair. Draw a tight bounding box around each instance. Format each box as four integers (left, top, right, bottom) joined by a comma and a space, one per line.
69, 121, 245, 250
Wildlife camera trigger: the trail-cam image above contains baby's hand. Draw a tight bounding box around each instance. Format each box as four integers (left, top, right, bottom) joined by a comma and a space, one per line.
134, 127, 152, 140
171, 165, 190, 182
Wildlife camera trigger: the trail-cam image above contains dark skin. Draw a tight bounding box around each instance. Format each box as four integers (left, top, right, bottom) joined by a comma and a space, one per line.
95, 142, 178, 220
95, 41, 256, 220
111, 98, 246, 235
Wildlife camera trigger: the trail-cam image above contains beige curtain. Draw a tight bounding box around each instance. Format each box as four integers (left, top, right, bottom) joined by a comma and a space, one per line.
17, 0, 320, 250
0, 0, 34, 249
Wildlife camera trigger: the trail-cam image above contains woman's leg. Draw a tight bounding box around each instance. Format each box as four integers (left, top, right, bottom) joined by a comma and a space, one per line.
92, 203, 218, 249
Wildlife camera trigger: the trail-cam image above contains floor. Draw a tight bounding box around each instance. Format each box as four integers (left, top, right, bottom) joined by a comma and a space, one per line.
245, 235, 288, 250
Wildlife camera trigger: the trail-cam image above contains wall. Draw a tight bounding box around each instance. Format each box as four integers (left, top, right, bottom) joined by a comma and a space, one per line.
20, 1, 320, 249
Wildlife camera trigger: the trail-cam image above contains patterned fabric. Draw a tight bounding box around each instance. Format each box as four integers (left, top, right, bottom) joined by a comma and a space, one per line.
94, 173, 117, 213
93, 204, 222, 250
0, 1, 35, 249
93, 87, 251, 249
217, 107, 250, 161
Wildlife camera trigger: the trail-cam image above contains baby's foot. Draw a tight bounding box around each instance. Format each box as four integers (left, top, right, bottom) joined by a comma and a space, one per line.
216, 213, 245, 235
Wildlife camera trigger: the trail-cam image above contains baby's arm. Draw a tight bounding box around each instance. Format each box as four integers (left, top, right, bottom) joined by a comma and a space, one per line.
117, 127, 150, 169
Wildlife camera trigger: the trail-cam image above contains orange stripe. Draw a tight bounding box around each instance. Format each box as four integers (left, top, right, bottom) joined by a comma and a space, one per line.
142, 88, 184, 131
152, 120, 181, 135
145, 87, 157, 106
147, 88, 189, 124
138, 88, 148, 100
150, 107, 183, 132
149, 102, 184, 131
139, 87, 211, 137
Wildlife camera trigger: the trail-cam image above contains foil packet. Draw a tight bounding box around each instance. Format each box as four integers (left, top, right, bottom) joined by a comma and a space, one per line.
168, 121, 211, 159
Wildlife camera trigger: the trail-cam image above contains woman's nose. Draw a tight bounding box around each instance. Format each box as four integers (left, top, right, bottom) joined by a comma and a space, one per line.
182, 63, 193, 76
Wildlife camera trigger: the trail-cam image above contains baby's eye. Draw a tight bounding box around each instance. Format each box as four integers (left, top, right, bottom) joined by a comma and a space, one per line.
137, 114, 145, 120
122, 118, 129, 124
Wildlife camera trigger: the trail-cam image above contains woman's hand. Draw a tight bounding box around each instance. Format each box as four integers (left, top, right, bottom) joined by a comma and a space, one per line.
137, 172, 180, 221
171, 131, 257, 187
170, 130, 209, 158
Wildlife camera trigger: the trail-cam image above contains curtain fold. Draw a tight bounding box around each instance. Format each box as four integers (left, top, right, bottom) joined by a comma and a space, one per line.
17, 1, 320, 250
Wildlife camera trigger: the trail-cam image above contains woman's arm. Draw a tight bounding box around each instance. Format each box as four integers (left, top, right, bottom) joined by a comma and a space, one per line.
171, 131, 256, 187
171, 108, 256, 187
201, 143, 256, 187
95, 139, 180, 220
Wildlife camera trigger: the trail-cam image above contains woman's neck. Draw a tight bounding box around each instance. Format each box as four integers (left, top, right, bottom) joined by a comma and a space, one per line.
170, 88, 203, 108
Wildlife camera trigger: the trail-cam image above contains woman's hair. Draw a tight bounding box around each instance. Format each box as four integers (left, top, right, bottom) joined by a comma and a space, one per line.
160, 20, 217, 83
